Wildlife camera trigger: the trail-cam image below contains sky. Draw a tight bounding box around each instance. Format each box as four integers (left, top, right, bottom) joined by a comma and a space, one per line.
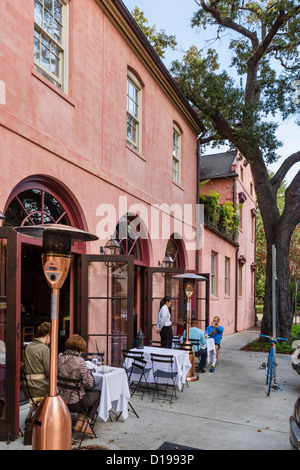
123, 0, 300, 185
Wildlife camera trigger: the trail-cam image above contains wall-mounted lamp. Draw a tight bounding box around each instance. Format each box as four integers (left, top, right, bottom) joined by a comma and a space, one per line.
100, 236, 122, 256
158, 254, 175, 268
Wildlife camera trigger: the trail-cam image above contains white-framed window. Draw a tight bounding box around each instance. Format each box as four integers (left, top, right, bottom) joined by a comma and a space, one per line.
225, 257, 230, 296
34, 0, 69, 91
211, 251, 217, 296
127, 70, 142, 151
172, 123, 181, 184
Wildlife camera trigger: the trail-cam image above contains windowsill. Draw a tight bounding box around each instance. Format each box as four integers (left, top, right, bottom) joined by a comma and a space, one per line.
126, 142, 146, 162
172, 180, 184, 191
31, 68, 75, 107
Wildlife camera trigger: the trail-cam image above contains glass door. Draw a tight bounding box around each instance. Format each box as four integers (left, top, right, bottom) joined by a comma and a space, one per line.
195, 273, 209, 331
81, 254, 134, 367
0, 227, 20, 441
146, 267, 184, 344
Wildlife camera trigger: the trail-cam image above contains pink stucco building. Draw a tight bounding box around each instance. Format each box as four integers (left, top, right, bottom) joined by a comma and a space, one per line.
199, 150, 257, 336
0, 0, 256, 439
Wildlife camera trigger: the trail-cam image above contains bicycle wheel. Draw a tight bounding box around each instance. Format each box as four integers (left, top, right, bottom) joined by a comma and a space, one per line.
267, 355, 273, 396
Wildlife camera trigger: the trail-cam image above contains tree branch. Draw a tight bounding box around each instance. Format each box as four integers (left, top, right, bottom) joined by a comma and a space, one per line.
187, 86, 236, 142
271, 151, 300, 192
249, 9, 287, 66
198, 133, 220, 144
198, 0, 259, 49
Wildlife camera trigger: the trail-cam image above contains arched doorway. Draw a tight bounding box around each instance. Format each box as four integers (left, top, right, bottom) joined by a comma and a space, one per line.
4, 176, 86, 349
115, 214, 150, 343
1, 175, 86, 437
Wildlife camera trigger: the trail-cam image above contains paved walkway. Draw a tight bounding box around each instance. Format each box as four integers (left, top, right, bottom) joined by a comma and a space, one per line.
2, 324, 300, 450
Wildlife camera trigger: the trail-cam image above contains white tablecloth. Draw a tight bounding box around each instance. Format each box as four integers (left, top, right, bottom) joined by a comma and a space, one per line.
128, 346, 191, 391
206, 337, 216, 364
93, 367, 130, 422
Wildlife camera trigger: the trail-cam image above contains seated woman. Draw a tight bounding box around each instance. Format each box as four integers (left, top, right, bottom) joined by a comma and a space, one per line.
24, 322, 51, 402
57, 334, 100, 434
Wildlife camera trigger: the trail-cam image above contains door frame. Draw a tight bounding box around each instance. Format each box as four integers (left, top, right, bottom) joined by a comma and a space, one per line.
146, 266, 184, 343
81, 254, 135, 355
0, 227, 21, 441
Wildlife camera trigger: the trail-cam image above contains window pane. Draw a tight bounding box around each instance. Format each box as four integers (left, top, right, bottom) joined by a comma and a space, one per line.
44, 0, 53, 13
44, 9, 53, 35
41, 43, 50, 69
54, 19, 62, 43
34, 0, 43, 25
51, 52, 59, 76
34, 36, 40, 61
54, 0, 62, 22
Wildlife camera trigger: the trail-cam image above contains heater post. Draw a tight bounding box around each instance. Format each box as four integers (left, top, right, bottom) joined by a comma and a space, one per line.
49, 288, 59, 397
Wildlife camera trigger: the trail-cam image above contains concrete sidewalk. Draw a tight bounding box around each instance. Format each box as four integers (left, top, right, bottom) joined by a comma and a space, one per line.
2, 324, 300, 450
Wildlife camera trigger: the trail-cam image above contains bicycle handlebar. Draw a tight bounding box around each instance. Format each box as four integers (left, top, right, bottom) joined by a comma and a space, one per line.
259, 334, 287, 342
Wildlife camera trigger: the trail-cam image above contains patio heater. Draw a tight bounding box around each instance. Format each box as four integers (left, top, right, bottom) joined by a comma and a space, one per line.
15, 224, 98, 450
173, 273, 207, 382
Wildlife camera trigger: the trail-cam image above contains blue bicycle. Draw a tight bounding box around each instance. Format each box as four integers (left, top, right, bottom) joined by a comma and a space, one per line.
259, 334, 287, 396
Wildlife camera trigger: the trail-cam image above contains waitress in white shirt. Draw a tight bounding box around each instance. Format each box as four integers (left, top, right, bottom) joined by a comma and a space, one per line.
156, 296, 173, 348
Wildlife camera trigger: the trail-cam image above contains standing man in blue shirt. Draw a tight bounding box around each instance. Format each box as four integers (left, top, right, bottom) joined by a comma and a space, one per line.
206, 316, 224, 371
183, 319, 207, 373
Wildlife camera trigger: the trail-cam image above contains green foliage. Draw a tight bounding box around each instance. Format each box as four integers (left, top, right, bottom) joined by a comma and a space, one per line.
170, 1, 300, 163
131, 7, 177, 58
291, 324, 300, 341
200, 190, 240, 240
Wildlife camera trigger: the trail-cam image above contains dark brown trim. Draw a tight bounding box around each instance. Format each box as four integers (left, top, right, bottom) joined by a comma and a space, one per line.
0, 227, 20, 441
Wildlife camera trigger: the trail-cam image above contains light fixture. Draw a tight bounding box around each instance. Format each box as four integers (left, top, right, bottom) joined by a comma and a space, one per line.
158, 253, 175, 275
162, 254, 174, 268
14, 224, 98, 450
173, 273, 207, 382
158, 254, 174, 268
104, 236, 122, 256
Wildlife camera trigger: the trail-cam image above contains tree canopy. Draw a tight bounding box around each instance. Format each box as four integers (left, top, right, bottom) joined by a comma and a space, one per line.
131, 6, 177, 58
171, 1, 300, 163
131, 1, 300, 337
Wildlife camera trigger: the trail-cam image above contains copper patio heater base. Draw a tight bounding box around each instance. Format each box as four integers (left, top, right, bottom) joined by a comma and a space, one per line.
15, 224, 98, 450
32, 395, 72, 450
182, 340, 198, 382
173, 273, 207, 383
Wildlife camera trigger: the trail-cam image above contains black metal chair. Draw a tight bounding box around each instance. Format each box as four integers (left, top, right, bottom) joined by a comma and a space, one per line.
172, 336, 182, 349
150, 353, 178, 402
57, 375, 99, 450
116, 354, 150, 421
188, 339, 201, 367
21, 371, 43, 445
122, 349, 151, 398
